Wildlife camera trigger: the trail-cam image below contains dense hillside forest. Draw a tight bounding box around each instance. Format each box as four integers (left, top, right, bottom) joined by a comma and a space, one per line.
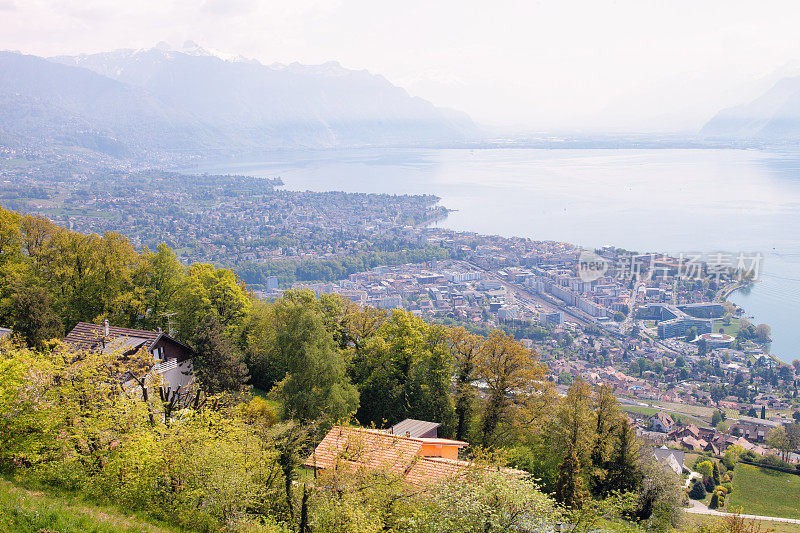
0, 206, 692, 532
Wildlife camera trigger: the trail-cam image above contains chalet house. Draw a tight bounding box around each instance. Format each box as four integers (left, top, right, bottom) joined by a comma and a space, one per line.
650, 412, 676, 433
64, 320, 195, 390
652, 447, 685, 475
305, 425, 524, 486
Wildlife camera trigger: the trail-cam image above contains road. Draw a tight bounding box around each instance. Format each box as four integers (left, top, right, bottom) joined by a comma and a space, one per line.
621, 281, 645, 334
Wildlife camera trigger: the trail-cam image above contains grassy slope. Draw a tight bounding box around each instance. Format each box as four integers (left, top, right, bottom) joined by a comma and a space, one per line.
0, 478, 181, 533
681, 512, 800, 533
620, 403, 708, 425
727, 463, 800, 520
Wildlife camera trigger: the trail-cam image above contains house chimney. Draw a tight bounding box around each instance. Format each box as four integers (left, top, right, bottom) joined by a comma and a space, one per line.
103, 319, 109, 337
157, 326, 162, 333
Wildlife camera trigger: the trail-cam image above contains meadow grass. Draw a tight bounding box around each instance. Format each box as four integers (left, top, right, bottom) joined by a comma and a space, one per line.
727, 463, 800, 520
0, 478, 180, 533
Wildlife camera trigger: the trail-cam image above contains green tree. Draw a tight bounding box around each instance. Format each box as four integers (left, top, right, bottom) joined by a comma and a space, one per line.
767, 426, 791, 461
352, 310, 454, 433
191, 314, 250, 394
123, 243, 185, 330
588, 384, 620, 496
10, 283, 62, 349
696, 460, 713, 480
689, 479, 706, 500
709, 491, 720, 509
556, 445, 586, 510
754, 323, 771, 342
176, 262, 251, 340
271, 297, 359, 421
606, 420, 642, 494
553, 380, 592, 509
448, 327, 481, 441
476, 330, 550, 446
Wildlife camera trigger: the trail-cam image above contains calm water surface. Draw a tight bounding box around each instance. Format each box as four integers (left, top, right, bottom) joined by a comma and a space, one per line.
191, 148, 800, 363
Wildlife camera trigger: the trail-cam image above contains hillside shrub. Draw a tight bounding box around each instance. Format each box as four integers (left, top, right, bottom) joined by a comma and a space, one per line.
689, 480, 706, 500
708, 492, 719, 509
696, 461, 713, 479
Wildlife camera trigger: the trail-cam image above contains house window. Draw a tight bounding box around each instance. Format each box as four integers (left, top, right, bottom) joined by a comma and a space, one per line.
153, 347, 162, 361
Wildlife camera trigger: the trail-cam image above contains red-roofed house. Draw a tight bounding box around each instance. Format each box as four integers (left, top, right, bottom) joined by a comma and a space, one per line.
650, 412, 676, 433
305, 425, 524, 486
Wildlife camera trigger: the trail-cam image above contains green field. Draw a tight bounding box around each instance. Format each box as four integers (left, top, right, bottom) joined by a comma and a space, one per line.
712, 317, 743, 336
0, 478, 178, 533
621, 405, 659, 417
620, 404, 702, 427
727, 463, 800, 520
621, 401, 714, 426
646, 400, 740, 423
683, 452, 701, 470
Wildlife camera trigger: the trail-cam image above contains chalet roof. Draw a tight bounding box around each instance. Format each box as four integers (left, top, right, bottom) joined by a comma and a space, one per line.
65, 322, 156, 352
64, 322, 194, 356
390, 418, 441, 438
653, 412, 675, 426
652, 447, 684, 474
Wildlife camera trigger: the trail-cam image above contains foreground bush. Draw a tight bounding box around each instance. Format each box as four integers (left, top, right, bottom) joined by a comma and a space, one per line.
689, 480, 707, 500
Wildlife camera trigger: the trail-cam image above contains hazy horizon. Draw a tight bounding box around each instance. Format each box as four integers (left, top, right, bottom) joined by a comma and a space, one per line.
4, 0, 800, 133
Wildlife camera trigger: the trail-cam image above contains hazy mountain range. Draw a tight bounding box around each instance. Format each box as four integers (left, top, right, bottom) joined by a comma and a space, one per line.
4, 40, 800, 155
703, 73, 800, 141
0, 43, 477, 158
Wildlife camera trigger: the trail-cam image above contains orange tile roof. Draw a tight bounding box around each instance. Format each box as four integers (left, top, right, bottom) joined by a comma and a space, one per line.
405, 456, 528, 486
304, 426, 423, 477
305, 426, 526, 486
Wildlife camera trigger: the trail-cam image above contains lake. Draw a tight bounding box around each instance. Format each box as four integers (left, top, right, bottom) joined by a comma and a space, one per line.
191, 148, 800, 363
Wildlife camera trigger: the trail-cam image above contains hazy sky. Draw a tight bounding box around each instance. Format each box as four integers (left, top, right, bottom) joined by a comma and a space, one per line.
4, 0, 800, 132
